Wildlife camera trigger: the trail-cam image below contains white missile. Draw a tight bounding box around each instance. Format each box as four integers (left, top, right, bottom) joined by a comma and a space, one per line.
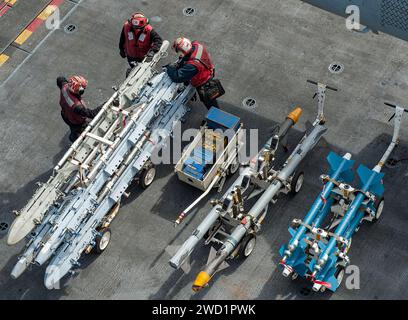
7, 41, 171, 246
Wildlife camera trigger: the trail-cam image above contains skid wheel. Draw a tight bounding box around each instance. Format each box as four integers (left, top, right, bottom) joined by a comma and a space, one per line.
95, 227, 111, 254
228, 159, 240, 176
140, 163, 156, 189
373, 196, 384, 223
290, 171, 305, 195
239, 234, 256, 258
335, 264, 346, 287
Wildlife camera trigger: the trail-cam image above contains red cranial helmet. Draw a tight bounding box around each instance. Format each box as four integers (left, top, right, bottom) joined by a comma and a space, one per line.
129, 12, 149, 29
172, 37, 192, 56
68, 75, 87, 95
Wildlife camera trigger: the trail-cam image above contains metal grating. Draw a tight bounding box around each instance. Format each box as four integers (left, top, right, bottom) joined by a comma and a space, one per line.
64, 24, 77, 34
183, 7, 197, 17
381, 0, 408, 32
243, 97, 257, 110
329, 62, 344, 75
0, 222, 9, 234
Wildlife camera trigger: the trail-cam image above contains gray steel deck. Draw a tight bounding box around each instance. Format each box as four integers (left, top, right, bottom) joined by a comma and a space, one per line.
0, 0, 407, 300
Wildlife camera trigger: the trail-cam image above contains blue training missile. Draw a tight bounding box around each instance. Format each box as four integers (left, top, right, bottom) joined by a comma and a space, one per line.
279, 103, 406, 292
279, 152, 355, 288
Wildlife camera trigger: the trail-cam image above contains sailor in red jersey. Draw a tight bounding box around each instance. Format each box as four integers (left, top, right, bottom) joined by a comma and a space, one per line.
119, 12, 163, 75
57, 75, 103, 142
165, 37, 219, 109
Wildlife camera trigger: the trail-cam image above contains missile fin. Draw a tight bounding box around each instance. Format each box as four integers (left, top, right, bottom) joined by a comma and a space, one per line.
205, 247, 230, 273
218, 261, 230, 272
279, 244, 286, 257
357, 164, 385, 196
166, 245, 192, 273
180, 256, 192, 274
325, 275, 340, 292
207, 246, 218, 265
327, 152, 343, 173
340, 168, 354, 185
327, 152, 355, 182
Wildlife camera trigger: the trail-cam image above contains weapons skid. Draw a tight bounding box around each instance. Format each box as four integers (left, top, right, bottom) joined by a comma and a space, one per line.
279, 103, 406, 293
170, 81, 333, 292
10, 41, 197, 289
7, 41, 171, 246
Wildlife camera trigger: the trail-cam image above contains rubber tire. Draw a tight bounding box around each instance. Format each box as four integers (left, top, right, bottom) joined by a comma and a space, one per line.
140, 164, 156, 189
239, 234, 256, 259
95, 227, 111, 254
335, 265, 346, 287
290, 171, 305, 195
373, 196, 385, 223
228, 159, 240, 176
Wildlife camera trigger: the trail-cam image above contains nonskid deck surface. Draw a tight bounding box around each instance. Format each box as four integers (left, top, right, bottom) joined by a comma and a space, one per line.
0, 0, 407, 299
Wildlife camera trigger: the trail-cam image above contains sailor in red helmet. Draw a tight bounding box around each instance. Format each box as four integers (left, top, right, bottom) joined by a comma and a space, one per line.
119, 12, 163, 74
165, 37, 219, 109
57, 75, 103, 143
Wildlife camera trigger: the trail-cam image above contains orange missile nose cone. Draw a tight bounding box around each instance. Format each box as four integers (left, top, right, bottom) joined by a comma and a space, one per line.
192, 271, 211, 292
287, 107, 303, 124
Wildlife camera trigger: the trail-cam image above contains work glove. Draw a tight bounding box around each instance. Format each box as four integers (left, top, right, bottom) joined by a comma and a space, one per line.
145, 51, 155, 62
162, 64, 171, 73
120, 50, 126, 58
164, 61, 179, 69
56, 76, 67, 89
112, 97, 120, 107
